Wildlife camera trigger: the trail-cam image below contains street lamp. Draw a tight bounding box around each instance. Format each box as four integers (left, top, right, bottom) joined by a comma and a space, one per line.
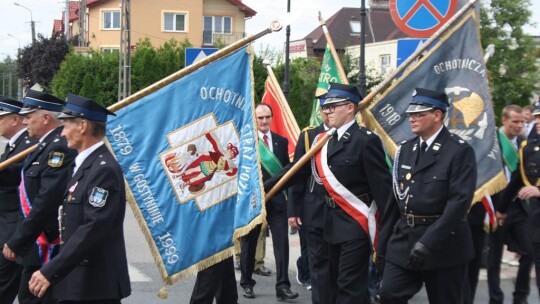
6, 34, 22, 99
358, 0, 367, 97
7, 34, 20, 49
283, 0, 291, 99
14, 2, 36, 43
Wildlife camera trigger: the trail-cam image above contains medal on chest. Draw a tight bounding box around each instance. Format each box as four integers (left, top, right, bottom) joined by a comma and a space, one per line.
67, 181, 78, 202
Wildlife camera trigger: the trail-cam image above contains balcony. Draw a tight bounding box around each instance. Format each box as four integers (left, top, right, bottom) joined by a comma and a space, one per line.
202, 31, 246, 47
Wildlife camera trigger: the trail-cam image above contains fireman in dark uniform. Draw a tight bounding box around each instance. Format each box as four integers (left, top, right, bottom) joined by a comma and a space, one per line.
28, 94, 131, 303
0, 96, 37, 303
318, 83, 391, 304
497, 105, 540, 301
3, 89, 76, 304
377, 88, 477, 303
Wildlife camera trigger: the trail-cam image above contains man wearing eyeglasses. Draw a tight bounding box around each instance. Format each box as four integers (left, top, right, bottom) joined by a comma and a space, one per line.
377, 88, 477, 303
317, 83, 391, 303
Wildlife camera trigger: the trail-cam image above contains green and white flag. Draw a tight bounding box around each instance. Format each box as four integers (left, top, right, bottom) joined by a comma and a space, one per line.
308, 45, 346, 126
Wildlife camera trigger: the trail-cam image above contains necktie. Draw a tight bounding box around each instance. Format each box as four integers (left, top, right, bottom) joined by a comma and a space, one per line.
263, 134, 269, 147
416, 141, 428, 165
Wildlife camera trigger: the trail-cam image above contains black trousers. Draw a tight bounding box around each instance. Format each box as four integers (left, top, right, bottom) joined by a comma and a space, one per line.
296, 226, 310, 280
190, 257, 238, 304
240, 207, 290, 290
0, 254, 22, 303
305, 226, 332, 304
328, 237, 371, 304
463, 223, 487, 304
381, 261, 466, 304
487, 219, 533, 303
59, 300, 120, 304
18, 265, 56, 304
532, 242, 540, 300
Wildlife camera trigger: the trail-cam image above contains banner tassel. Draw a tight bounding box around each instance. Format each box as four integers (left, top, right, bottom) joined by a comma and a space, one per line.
157, 286, 169, 299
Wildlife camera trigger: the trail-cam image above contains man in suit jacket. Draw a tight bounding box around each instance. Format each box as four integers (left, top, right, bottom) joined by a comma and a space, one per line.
0, 96, 37, 303
28, 94, 131, 303
377, 88, 477, 303
3, 89, 76, 304
239, 103, 298, 300
498, 105, 540, 300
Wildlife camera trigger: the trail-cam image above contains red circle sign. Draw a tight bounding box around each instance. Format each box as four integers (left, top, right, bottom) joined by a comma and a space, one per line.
390, 0, 458, 37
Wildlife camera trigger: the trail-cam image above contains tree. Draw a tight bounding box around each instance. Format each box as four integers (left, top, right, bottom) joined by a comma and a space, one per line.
0, 57, 19, 99
53, 51, 119, 106
273, 57, 321, 128
480, 0, 540, 116
17, 33, 69, 92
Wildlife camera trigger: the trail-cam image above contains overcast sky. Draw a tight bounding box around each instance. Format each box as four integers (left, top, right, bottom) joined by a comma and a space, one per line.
0, 0, 538, 60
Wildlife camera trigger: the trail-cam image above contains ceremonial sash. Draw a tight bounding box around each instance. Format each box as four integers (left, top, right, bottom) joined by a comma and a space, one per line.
258, 140, 283, 177
314, 131, 379, 248
19, 171, 60, 265
498, 129, 519, 173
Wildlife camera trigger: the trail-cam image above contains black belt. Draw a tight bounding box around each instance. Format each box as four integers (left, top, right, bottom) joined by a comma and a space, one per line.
401, 213, 440, 227
325, 193, 373, 208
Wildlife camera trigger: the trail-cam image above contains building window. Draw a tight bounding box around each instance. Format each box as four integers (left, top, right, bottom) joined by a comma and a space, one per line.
350, 21, 360, 35
203, 16, 232, 45
103, 11, 120, 30
164, 12, 187, 32
380, 54, 391, 74
101, 47, 119, 53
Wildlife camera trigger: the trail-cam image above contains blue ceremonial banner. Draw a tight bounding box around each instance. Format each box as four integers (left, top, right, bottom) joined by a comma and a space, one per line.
106, 46, 264, 283
364, 10, 506, 202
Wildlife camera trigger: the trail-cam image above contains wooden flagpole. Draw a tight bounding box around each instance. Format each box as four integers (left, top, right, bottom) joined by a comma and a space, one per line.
264, 63, 301, 137
357, 0, 477, 111
318, 12, 349, 85
0, 20, 284, 172
264, 0, 478, 199
265, 128, 335, 201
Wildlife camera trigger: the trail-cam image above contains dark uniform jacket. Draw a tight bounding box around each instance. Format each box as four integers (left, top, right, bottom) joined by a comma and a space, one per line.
289, 125, 328, 228
0, 130, 36, 261
40, 144, 131, 301
7, 126, 76, 266
378, 127, 477, 270
323, 123, 392, 244
499, 138, 540, 243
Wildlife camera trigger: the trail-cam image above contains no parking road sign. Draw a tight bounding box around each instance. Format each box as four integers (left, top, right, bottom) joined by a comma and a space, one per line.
390, 0, 458, 37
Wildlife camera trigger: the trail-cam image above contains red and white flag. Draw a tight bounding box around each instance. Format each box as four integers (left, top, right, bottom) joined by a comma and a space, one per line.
482, 191, 498, 233
261, 76, 300, 160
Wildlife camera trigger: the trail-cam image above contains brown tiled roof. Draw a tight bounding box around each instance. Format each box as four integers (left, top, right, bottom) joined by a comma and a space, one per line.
53, 19, 63, 34
304, 7, 408, 51
226, 0, 256, 17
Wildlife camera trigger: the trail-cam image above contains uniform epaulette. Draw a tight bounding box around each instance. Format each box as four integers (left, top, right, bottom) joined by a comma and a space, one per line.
302, 126, 316, 132
400, 136, 417, 145
526, 138, 539, 145
449, 133, 467, 145
358, 126, 376, 137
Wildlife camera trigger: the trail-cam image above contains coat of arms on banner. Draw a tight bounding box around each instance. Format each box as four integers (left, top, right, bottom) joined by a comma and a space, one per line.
160, 114, 239, 210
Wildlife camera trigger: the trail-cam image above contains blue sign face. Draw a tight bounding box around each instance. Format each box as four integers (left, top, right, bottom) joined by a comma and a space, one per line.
396, 38, 428, 66
185, 48, 219, 67
390, 0, 457, 37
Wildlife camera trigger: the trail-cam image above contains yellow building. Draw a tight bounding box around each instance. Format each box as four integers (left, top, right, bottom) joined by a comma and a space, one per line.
53, 0, 256, 51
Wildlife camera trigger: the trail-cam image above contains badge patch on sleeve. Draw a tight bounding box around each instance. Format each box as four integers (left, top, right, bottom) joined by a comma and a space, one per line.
89, 187, 109, 208
48, 152, 65, 167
